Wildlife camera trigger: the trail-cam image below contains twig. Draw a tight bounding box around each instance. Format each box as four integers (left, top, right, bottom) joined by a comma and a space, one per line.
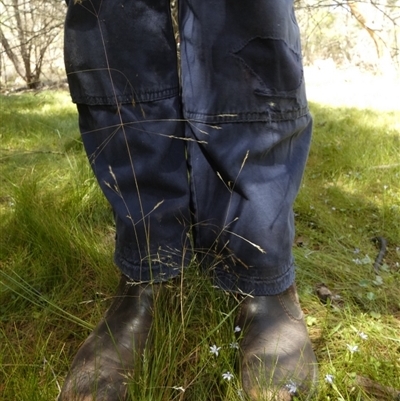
369, 163, 400, 169
371, 236, 387, 273
355, 375, 400, 400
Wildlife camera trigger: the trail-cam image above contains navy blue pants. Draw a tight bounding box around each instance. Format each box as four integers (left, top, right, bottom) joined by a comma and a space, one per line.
64, 0, 312, 295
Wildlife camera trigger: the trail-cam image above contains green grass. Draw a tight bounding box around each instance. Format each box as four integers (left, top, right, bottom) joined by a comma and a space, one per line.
0, 91, 399, 400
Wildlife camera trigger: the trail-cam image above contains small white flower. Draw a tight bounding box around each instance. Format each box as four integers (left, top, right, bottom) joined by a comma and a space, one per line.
358, 331, 368, 340
285, 380, 297, 394
234, 326, 241, 333
229, 342, 239, 349
222, 371, 234, 381
325, 374, 334, 384
172, 386, 185, 392
347, 344, 359, 354
353, 248, 360, 254
209, 344, 221, 357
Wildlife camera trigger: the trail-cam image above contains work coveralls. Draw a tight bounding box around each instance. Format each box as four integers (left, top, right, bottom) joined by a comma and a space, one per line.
64, 0, 312, 296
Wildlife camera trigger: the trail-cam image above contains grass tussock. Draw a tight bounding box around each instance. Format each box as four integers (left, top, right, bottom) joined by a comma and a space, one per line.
0, 91, 399, 400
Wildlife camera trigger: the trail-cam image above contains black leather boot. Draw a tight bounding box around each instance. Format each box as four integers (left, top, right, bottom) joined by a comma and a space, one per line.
236, 284, 318, 401
59, 275, 157, 401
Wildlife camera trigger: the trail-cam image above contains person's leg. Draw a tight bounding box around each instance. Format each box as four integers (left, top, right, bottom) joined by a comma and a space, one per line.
76, 100, 191, 282
179, 0, 318, 398
60, 1, 188, 399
